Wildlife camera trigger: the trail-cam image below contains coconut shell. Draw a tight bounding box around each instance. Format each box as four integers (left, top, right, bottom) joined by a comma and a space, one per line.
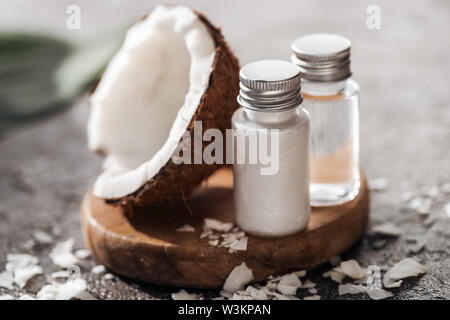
98, 11, 240, 213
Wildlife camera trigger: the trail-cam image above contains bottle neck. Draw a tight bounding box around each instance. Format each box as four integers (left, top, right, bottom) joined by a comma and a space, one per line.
244, 106, 300, 125
301, 78, 348, 98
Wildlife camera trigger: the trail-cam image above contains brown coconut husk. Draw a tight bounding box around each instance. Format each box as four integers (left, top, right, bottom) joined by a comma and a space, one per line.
94, 11, 240, 214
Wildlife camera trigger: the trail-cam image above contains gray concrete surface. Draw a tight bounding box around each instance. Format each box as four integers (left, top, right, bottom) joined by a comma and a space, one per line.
1, 0, 450, 300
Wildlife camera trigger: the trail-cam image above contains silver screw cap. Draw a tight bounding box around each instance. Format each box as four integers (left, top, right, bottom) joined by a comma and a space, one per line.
291, 33, 351, 82
238, 60, 302, 112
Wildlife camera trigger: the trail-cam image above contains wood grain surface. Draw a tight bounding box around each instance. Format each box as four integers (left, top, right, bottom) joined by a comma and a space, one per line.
81, 168, 369, 289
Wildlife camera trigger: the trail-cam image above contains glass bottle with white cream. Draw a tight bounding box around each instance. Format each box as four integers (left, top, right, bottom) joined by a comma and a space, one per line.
291, 34, 360, 206
232, 60, 310, 237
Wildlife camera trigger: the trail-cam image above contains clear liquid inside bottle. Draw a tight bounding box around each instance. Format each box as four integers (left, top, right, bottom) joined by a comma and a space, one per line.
302, 78, 360, 206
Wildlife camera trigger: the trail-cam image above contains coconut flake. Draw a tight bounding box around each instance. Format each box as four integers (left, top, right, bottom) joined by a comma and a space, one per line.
223, 262, 254, 293
302, 279, 316, 289
338, 283, 367, 295
14, 264, 43, 288
51, 271, 70, 279
208, 239, 219, 246
91, 265, 106, 274
367, 288, 393, 300
37, 279, 91, 300
176, 224, 196, 232
444, 203, 450, 218
308, 288, 318, 294
75, 249, 91, 260
7, 253, 39, 268
304, 295, 321, 300
401, 191, 413, 202
278, 273, 302, 288
272, 292, 299, 300
18, 294, 36, 300
0, 294, 14, 300
204, 218, 233, 233
294, 270, 307, 278
334, 260, 366, 279
229, 237, 248, 251
49, 238, 79, 268
200, 228, 213, 239
372, 239, 388, 249
23, 239, 35, 250
368, 178, 388, 191
0, 271, 14, 290
277, 285, 297, 295
33, 230, 54, 244
171, 289, 199, 300
383, 258, 427, 288
323, 270, 345, 283
103, 273, 114, 280
370, 223, 401, 237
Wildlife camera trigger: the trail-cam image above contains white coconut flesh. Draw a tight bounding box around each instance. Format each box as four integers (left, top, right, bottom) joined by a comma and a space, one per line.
88, 5, 216, 199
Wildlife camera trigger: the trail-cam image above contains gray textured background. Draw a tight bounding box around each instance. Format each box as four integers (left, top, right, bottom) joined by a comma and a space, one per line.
0, 0, 449, 299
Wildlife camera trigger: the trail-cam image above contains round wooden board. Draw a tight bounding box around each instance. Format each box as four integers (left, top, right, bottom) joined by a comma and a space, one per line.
81, 168, 369, 289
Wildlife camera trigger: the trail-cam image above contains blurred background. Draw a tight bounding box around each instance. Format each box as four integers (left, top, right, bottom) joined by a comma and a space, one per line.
0, 0, 449, 299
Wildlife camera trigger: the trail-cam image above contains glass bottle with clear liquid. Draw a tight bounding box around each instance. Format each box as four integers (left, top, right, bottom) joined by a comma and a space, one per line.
291, 34, 360, 206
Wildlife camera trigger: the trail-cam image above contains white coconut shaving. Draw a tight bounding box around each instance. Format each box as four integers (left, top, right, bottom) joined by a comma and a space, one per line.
223, 262, 254, 293
91, 265, 106, 274
201, 219, 248, 253
6, 253, 39, 270
4, 253, 42, 288
272, 292, 299, 300
322, 270, 345, 283
368, 178, 389, 191
171, 289, 200, 300
33, 230, 54, 244
370, 223, 401, 237
208, 240, 219, 246
383, 258, 427, 289
200, 228, 213, 239
18, 294, 36, 300
176, 224, 196, 232
302, 279, 316, 289
0, 271, 14, 290
37, 278, 92, 300
22, 239, 35, 250
103, 273, 114, 280
294, 270, 307, 277
75, 249, 91, 260
304, 295, 321, 300
0, 294, 13, 300
51, 271, 70, 279
444, 203, 450, 218
338, 283, 367, 295
308, 288, 318, 294
277, 284, 297, 295
49, 238, 79, 268
14, 264, 43, 288
278, 273, 302, 287
204, 218, 234, 233
334, 260, 366, 280
367, 288, 393, 300
229, 237, 248, 252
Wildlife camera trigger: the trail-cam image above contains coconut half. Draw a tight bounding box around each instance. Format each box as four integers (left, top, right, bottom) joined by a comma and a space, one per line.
87, 5, 239, 208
